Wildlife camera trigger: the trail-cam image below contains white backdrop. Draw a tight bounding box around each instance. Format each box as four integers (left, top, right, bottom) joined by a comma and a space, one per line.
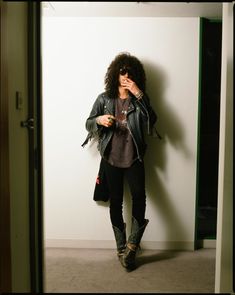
42, 17, 200, 249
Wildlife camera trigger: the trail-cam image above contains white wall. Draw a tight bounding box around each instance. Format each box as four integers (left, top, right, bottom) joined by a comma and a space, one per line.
42, 16, 200, 250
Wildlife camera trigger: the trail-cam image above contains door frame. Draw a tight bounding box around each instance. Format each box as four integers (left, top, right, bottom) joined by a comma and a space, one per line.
27, 2, 44, 292
0, 1, 43, 293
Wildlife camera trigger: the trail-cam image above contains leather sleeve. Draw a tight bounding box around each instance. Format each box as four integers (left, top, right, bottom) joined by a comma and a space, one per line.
85, 93, 105, 134
81, 94, 105, 147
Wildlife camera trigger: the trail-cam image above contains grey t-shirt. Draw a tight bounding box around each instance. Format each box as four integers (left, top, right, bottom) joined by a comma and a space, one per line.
106, 97, 137, 168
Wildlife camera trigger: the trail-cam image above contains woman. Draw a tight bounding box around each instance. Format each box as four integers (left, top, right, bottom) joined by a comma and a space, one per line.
82, 52, 158, 271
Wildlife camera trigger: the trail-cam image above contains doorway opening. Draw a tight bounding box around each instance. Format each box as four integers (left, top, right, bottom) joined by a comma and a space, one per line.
196, 18, 222, 240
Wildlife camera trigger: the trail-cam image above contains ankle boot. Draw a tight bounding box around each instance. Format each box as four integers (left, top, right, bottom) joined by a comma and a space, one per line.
112, 224, 127, 267
123, 217, 149, 271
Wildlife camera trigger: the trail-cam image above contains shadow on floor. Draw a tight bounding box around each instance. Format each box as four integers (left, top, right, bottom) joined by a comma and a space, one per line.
137, 250, 179, 268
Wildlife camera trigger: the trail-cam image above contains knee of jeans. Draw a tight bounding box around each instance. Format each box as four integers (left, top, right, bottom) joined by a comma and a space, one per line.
110, 197, 123, 208
131, 190, 146, 200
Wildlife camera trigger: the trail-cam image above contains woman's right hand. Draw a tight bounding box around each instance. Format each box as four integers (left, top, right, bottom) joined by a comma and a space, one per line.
96, 114, 116, 127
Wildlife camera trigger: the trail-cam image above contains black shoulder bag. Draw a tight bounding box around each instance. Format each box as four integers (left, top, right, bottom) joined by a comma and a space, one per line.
93, 158, 109, 202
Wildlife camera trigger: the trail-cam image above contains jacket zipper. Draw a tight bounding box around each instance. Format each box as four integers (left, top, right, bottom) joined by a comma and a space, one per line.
126, 103, 142, 161
126, 120, 142, 162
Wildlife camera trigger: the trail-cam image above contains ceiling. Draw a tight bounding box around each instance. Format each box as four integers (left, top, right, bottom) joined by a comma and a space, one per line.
42, 2, 223, 18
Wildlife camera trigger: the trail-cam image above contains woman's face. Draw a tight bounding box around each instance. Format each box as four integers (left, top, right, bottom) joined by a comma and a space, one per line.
118, 66, 133, 85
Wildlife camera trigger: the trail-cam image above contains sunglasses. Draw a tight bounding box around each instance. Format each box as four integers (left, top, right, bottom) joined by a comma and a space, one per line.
119, 67, 133, 76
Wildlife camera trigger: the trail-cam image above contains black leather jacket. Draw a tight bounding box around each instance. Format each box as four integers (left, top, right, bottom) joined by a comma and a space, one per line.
82, 92, 160, 161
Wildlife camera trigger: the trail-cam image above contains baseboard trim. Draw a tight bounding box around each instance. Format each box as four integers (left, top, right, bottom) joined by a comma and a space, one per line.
44, 239, 201, 251
195, 239, 216, 249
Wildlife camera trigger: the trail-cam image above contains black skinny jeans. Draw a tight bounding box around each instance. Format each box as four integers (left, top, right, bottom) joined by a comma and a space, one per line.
103, 159, 146, 231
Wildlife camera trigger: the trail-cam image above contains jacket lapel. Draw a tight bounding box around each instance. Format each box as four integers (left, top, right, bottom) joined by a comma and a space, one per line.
105, 98, 115, 115
127, 97, 136, 115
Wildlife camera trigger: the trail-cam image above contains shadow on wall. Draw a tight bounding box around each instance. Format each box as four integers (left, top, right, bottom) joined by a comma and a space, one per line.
144, 61, 192, 165
143, 61, 193, 242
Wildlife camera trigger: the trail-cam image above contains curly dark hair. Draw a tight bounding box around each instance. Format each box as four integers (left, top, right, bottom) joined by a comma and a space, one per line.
104, 52, 146, 99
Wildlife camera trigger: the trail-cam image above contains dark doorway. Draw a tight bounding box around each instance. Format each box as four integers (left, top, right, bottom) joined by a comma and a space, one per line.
196, 18, 222, 240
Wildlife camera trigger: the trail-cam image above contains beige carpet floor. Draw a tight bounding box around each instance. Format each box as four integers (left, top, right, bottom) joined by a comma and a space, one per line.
44, 247, 216, 293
